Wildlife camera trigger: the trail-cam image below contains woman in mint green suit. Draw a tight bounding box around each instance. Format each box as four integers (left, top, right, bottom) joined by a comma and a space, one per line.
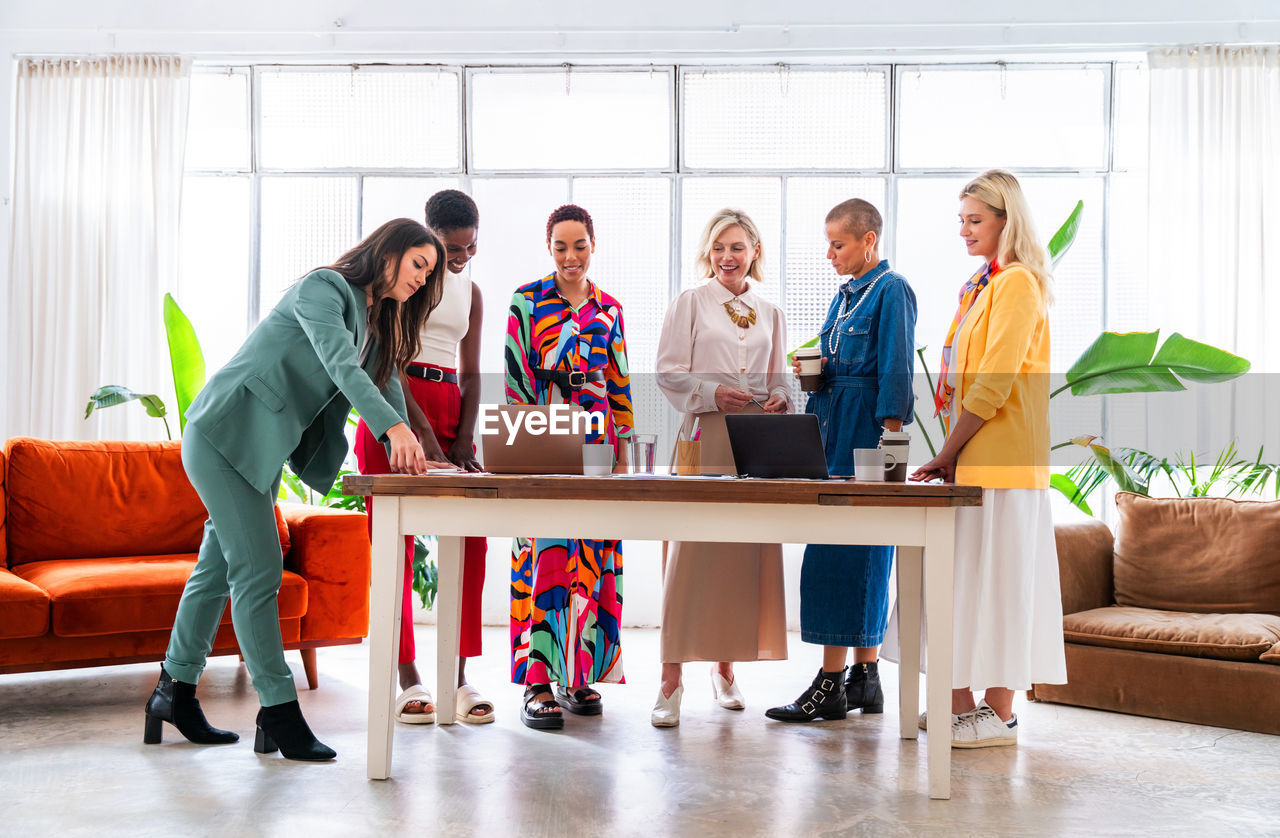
145, 218, 446, 761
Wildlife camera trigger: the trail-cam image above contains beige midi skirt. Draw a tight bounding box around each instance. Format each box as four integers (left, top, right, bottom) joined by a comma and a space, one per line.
659, 408, 788, 663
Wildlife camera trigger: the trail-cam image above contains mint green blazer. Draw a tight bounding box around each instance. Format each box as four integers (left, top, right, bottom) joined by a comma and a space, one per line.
186, 268, 408, 496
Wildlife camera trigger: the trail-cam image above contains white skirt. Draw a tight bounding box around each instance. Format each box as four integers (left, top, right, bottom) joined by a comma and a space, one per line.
883, 488, 1067, 691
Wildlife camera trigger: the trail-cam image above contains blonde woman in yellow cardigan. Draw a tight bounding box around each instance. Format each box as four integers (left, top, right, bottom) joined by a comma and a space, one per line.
908, 169, 1066, 748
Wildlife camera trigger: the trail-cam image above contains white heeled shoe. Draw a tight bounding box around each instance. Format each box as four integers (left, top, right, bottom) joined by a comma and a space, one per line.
651, 684, 683, 727
710, 669, 745, 710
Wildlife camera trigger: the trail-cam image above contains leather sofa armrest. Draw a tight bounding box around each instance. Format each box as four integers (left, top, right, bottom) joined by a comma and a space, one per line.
1055, 518, 1115, 615
279, 502, 371, 642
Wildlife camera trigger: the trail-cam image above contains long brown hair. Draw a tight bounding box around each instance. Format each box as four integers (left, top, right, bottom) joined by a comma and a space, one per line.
324, 218, 446, 387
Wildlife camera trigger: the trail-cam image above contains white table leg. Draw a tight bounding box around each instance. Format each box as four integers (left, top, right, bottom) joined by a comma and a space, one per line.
366, 496, 404, 781
923, 507, 956, 800
895, 545, 923, 741
435, 535, 464, 726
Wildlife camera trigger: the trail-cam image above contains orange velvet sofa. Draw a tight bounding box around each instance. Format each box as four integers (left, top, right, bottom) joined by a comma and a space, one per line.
0, 437, 371, 688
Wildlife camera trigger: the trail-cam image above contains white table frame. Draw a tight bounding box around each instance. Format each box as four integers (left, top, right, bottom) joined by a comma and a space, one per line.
357, 476, 969, 799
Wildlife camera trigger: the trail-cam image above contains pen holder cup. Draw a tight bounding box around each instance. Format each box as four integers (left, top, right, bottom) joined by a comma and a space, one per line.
675, 440, 702, 476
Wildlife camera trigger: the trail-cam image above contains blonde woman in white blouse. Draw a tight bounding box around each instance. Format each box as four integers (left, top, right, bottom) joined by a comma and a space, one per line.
650, 208, 792, 726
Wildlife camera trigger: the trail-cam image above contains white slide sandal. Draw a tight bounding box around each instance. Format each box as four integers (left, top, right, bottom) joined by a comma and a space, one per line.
454, 684, 496, 724
394, 685, 436, 724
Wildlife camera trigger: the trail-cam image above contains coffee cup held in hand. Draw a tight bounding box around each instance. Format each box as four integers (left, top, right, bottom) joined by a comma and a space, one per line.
795, 347, 823, 392
879, 430, 910, 482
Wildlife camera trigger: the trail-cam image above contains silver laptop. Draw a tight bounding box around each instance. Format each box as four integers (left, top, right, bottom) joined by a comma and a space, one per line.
480, 403, 586, 475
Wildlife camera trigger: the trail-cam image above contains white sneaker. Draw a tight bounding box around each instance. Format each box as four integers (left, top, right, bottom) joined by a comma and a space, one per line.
918, 707, 974, 731
950, 700, 1018, 749
651, 684, 683, 727
710, 669, 745, 710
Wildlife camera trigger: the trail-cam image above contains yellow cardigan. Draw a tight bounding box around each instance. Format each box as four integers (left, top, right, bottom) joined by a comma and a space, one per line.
951, 263, 1051, 490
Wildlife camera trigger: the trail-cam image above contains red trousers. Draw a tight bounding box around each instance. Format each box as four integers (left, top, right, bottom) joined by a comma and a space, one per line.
355, 362, 486, 664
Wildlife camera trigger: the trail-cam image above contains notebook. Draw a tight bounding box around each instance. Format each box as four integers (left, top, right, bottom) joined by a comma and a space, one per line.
480, 403, 586, 475
724, 413, 832, 479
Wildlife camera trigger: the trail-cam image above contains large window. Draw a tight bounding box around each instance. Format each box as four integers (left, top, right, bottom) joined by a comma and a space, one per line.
181, 59, 1146, 448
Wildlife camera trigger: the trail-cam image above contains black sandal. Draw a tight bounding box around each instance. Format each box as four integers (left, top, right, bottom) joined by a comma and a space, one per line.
521, 684, 564, 730
555, 685, 604, 716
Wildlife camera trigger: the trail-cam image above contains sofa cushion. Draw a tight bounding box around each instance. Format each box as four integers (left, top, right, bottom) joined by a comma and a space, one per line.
14, 555, 307, 637
2, 437, 289, 564
0, 568, 49, 639
1263, 642, 1280, 664
1064, 605, 1280, 662
1112, 493, 1280, 614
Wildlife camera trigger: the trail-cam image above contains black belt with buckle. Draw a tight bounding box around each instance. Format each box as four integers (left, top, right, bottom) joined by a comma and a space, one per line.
533, 368, 605, 398
404, 365, 458, 384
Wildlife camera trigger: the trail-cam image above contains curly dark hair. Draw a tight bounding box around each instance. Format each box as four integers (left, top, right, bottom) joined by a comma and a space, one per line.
545, 204, 595, 243
322, 218, 445, 388
424, 189, 479, 233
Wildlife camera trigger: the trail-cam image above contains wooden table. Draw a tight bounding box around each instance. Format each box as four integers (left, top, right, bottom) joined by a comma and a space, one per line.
342, 473, 981, 799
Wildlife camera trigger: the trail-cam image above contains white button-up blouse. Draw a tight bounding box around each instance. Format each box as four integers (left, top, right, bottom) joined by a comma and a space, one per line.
655, 279, 793, 415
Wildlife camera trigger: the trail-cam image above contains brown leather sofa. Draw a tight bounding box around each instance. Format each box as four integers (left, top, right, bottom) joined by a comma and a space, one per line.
1036, 493, 1280, 735
0, 437, 371, 688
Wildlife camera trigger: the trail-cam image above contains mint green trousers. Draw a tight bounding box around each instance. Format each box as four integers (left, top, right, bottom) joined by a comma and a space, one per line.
165, 425, 296, 707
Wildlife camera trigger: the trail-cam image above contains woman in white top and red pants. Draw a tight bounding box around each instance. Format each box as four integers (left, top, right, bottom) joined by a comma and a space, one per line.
355, 190, 492, 724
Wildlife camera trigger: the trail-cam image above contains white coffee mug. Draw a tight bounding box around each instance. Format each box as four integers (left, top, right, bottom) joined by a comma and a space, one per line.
582, 443, 614, 476
853, 447, 885, 482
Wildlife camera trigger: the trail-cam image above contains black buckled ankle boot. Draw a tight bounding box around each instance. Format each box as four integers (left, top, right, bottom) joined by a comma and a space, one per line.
764, 667, 849, 722
844, 661, 885, 714
143, 666, 239, 745
254, 700, 336, 761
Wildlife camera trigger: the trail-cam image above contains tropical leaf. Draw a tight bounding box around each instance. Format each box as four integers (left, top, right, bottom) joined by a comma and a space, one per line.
163, 293, 206, 433
1058, 330, 1250, 397
1068, 436, 1149, 495
85, 386, 172, 439
786, 334, 820, 365
1048, 200, 1083, 267
1049, 473, 1093, 515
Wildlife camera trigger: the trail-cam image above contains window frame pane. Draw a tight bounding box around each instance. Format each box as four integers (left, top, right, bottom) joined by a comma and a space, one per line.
678, 64, 892, 174
893, 62, 1114, 173
465, 65, 677, 174
254, 64, 465, 173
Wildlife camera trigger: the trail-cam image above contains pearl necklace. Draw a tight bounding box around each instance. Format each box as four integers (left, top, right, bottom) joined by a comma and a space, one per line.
826, 273, 882, 357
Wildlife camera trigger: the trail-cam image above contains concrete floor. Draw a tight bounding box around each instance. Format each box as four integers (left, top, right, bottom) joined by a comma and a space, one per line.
2, 627, 1278, 837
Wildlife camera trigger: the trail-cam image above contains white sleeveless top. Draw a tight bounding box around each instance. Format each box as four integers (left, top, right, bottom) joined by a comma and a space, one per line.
413, 269, 472, 367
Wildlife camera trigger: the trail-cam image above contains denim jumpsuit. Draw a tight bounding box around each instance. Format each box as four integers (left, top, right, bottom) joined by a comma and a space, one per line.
801, 260, 917, 647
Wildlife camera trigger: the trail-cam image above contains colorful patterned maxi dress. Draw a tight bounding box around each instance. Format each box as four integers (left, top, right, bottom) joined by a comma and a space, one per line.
504, 273, 633, 688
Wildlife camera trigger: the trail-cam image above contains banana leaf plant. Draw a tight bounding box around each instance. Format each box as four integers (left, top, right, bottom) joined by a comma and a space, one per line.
85, 293, 205, 439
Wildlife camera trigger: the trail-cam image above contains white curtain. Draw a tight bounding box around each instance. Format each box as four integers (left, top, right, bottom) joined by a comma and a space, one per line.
1146, 45, 1280, 463
5, 56, 190, 442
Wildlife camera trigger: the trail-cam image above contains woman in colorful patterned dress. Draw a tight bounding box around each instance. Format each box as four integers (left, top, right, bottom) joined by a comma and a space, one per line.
504, 203, 633, 731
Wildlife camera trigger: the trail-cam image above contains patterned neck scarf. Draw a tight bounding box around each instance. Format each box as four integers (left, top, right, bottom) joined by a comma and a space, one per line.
933, 259, 999, 418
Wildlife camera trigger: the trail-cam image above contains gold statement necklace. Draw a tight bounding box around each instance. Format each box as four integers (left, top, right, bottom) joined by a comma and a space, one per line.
723, 298, 757, 330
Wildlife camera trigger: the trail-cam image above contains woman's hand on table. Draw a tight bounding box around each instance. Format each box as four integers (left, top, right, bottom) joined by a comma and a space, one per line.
411, 420, 449, 465
714, 385, 753, 412
910, 452, 956, 484
447, 435, 482, 472
387, 423, 429, 475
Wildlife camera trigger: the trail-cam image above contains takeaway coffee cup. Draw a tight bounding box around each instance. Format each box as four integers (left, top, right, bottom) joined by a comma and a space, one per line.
853, 448, 885, 482
795, 347, 823, 392
879, 430, 911, 482
582, 443, 614, 476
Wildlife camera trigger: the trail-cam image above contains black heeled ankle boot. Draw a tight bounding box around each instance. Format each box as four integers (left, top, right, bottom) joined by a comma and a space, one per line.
143, 666, 239, 745
844, 661, 885, 714
254, 700, 336, 761
764, 667, 849, 722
